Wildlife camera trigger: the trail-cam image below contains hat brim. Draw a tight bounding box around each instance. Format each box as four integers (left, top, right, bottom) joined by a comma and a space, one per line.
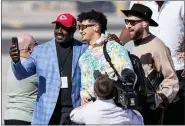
121, 10, 158, 27
51, 21, 72, 28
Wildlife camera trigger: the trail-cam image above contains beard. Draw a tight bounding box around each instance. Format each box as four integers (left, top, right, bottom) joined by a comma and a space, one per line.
130, 29, 143, 46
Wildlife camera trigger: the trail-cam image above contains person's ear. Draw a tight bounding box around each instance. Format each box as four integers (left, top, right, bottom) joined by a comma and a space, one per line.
94, 25, 100, 32
28, 47, 33, 54
142, 21, 149, 28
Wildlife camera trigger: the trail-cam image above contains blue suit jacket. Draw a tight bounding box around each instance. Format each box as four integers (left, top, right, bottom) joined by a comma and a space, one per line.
12, 39, 88, 124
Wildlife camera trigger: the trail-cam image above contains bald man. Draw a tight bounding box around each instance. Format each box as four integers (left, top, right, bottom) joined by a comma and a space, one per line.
4, 34, 38, 125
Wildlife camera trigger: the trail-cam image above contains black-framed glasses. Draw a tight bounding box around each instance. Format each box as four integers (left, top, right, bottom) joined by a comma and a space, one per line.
78, 24, 96, 30
125, 19, 143, 26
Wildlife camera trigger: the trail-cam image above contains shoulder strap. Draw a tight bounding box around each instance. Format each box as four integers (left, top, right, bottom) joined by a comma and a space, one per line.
103, 42, 121, 79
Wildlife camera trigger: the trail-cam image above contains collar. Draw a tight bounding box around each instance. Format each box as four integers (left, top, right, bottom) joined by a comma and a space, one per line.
89, 33, 108, 49
96, 98, 115, 104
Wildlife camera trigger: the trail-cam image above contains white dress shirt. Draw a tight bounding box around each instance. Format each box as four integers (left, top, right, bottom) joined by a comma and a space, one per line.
130, 1, 184, 70
70, 99, 144, 125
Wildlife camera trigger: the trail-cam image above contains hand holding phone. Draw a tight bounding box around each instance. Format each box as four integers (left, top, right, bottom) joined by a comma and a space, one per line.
9, 37, 20, 63
12, 37, 19, 50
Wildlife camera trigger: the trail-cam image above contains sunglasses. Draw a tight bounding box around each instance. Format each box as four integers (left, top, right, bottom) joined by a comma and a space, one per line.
78, 24, 96, 30
125, 19, 143, 26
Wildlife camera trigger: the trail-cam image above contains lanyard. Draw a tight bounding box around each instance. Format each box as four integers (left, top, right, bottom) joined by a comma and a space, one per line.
56, 43, 73, 76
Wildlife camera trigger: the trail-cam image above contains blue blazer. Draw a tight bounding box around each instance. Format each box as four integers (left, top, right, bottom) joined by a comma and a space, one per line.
12, 39, 88, 124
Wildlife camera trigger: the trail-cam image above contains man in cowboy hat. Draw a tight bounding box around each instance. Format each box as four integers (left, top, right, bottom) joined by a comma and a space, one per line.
121, 3, 179, 124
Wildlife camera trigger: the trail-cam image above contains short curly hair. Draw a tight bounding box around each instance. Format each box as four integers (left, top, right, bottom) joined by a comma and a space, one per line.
77, 9, 107, 34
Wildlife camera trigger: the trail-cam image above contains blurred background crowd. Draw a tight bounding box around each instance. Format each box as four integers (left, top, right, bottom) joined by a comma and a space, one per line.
2, 1, 132, 124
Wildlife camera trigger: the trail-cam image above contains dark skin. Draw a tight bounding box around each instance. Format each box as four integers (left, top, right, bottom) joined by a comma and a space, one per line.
10, 23, 75, 63
54, 23, 75, 45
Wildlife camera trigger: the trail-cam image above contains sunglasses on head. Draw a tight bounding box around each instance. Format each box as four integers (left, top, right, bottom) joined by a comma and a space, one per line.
125, 19, 143, 26
78, 24, 96, 30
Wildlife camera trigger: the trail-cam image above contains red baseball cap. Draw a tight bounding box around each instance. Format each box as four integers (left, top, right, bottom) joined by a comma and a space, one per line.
52, 13, 77, 28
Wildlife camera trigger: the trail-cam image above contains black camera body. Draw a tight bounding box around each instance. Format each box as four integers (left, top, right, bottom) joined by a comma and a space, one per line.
114, 80, 141, 110
111, 68, 144, 110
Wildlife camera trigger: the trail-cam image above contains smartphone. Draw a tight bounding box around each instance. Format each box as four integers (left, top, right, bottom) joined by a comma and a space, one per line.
12, 37, 19, 50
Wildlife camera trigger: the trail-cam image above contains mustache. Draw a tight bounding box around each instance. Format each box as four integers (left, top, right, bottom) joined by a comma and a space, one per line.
56, 33, 64, 36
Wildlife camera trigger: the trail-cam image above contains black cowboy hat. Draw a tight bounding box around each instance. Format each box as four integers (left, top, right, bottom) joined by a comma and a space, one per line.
121, 3, 158, 27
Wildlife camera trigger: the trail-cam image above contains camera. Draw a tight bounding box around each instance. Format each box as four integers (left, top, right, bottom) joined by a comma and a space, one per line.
94, 68, 142, 110
112, 68, 142, 110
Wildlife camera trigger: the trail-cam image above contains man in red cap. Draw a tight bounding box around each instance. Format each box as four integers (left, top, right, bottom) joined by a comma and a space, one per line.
9, 13, 88, 125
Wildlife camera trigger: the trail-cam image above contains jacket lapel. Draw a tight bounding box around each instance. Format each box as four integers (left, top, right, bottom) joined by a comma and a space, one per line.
49, 39, 61, 85
72, 40, 82, 79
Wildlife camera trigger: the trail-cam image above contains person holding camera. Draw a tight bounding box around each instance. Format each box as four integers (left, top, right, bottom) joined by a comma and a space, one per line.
121, 4, 179, 124
70, 72, 144, 125
4, 34, 38, 125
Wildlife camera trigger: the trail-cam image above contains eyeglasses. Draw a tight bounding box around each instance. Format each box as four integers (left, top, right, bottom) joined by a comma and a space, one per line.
78, 24, 96, 30
125, 19, 143, 26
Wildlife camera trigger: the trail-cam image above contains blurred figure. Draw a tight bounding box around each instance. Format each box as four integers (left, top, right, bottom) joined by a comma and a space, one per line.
77, 10, 134, 105
9, 13, 88, 125
121, 3, 179, 124
70, 73, 144, 125
4, 34, 38, 125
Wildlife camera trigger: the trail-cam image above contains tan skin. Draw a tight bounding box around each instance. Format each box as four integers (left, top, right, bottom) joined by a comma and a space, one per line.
119, 1, 164, 44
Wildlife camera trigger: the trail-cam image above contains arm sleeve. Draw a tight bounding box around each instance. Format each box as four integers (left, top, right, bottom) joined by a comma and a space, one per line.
79, 62, 86, 92
11, 47, 37, 80
70, 108, 85, 124
153, 42, 179, 103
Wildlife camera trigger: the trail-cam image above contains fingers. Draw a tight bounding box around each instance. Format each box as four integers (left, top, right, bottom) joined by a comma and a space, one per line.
9, 45, 20, 63
9, 46, 19, 56
107, 34, 120, 42
80, 91, 91, 105
81, 96, 90, 105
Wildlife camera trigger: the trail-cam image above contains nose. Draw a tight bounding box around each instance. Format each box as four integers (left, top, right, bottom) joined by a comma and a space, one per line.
126, 23, 132, 29
58, 27, 63, 32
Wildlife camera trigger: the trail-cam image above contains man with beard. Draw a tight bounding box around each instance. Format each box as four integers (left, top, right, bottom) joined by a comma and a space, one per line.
121, 4, 179, 124
120, 1, 184, 125
9, 13, 88, 125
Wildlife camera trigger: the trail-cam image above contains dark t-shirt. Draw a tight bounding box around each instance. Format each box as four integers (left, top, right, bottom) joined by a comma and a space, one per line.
56, 41, 73, 107
49, 40, 74, 125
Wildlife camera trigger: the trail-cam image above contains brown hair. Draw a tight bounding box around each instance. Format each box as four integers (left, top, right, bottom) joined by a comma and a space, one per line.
94, 75, 115, 100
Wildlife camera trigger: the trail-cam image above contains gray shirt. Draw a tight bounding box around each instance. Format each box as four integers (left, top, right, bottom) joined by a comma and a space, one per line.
4, 58, 38, 122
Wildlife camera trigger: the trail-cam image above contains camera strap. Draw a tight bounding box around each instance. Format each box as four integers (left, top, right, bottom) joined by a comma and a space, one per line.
103, 42, 121, 79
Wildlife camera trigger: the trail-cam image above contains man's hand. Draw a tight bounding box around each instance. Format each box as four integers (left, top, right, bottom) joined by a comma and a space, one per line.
146, 92, 162, 109
9, 45, 20, 63
105, 34, 120, 43
80, 90, 91, 105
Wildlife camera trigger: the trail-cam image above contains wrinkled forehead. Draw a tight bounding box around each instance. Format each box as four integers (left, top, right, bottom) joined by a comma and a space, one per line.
126, 14, 144, 20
